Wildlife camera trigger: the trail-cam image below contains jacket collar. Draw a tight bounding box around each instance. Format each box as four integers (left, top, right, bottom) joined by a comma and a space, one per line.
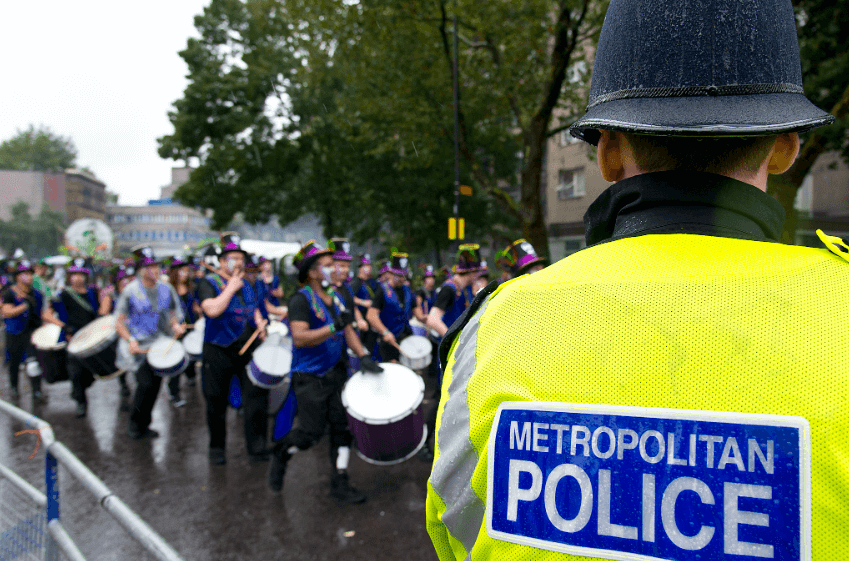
584, 171, 785, 246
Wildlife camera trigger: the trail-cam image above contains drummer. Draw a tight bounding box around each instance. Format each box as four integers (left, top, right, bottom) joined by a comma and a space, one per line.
115, 246, 185, 440
349, 253, 377, 358
268, 241, 382, 501
471, 260, 490, 295
244, 253, 270, 322
199, 233, 269, 466
259, 257, 286, 318
166, 256, 202, 407
425, 244, 480, 338
328, 239, 369, 332
105, 264, 136, 398
48, 257, 110, 417
504, 238, 546, 277
414, 265, 436, 320
366, 252, 414, 364
1, 259, 48, 401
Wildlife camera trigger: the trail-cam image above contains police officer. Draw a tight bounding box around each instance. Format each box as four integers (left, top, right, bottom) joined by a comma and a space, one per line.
267, 241, 381, 502
49, 257, 110, 417
366, 252, 414, 363
198, 234, 269, 465
1, 259, 46, 401
115, 246, 185, 440
426, 1, 843, 559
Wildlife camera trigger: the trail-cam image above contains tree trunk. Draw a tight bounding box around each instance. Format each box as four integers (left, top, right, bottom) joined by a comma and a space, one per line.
521, 115, 550, 258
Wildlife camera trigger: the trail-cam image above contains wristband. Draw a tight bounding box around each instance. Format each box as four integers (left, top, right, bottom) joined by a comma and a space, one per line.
329, 324, 336, 334
382, 330, 390, 336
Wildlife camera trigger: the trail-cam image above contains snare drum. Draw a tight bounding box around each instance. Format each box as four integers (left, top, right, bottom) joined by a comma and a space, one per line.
182, 318, 205, 362
409, 318, 428, 338
267, 320, 289, 338
341, 363, 426, 465
146, 336, 188, 378
247, 337, 291, 389
399, 335, 432, 370
31, 324, 69, 383
67, 315, 124, 380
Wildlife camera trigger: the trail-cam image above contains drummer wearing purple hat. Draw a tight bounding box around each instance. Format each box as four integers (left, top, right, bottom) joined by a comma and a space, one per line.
366, 252, 415, 363
425, 244, 480, 339
46, 257, 111, 417
115, 246, 186, 440
165, 256, 202, 407
1, 259, 51, 401
198, 233, 270, 465
268, 240, 381, 502
328, 238, 369, 333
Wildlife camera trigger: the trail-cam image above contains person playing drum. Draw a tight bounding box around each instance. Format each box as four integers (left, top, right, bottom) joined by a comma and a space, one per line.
259, 257, 287, 319
198, 234, 269, 466
1, 259, 49, 402
47, 257, 111, 417
110, 264, 136, 398
267, 240, 382, 502
166, 256, 202, 407
115, 246, 185, 440
328, 239, 369, 333
367, 252, 415, 364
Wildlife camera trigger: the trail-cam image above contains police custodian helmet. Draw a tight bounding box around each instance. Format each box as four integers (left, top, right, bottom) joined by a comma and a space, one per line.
570, 0, 835, 145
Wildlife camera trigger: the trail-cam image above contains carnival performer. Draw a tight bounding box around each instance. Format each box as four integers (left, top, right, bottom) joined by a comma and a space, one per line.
115, 246, 185, 440
413, 265, 436, 323
49, 257, 110, 417
349, 252, 377, 358
259, 257, 286, 319
199, 234, 269, 465
111, 264, 136, 397
268, 241, 382, 502
1, 259, 47, 401
367, 252, 414, 363
167, 256, 202, 407
503, 238, 546, 278
328, 239, 368, 332
425, 244, 480, 339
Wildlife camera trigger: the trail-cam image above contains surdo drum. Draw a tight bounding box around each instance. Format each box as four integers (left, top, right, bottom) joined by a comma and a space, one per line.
146, 336, 188, 378
67, 315, 124, 380
31, 323, 69, 383
399, 335, 432, 370
182, 318, 205, 362
247, 333, 291, 389
341, 363, 426, 465
409, 318, 428, 338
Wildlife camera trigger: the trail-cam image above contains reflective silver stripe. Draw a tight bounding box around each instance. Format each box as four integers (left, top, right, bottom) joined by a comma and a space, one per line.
431, 302, 489, 556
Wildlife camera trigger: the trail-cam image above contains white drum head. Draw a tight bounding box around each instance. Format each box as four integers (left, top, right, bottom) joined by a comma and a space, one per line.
146, 337, 186, 369
182, 329, 204, 356
32, 324, 65, 350
251, 342, 292, 376
192, 317, 206, 334
267, 321, 289, 338
67, 315, 117, 358
342, 363, 425, 424
400, 335, 432, 359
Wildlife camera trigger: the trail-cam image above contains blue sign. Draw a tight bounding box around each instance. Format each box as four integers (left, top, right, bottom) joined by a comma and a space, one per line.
486, 403, 810, 561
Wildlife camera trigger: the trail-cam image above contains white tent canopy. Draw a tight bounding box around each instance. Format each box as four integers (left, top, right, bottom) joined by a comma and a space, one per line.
239, 240, 301, 261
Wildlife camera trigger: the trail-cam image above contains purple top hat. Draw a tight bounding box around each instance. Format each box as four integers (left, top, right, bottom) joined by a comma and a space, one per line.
66, 256, 92, 276
293, 240, 334, 284
15, 259, 34, 275
507, 239, 545, 275
378, 260, 390, 275
357, 253, 371, 267
455, 244, 482, 274
115, 265, 135, 282
328, 238, 352, 261
423, 265, 435, 278
131, 245, 159, 268
389, 252, 410, 277
219, 232, 247, 256
169, 256, 189, 270
245, 253, 261, 272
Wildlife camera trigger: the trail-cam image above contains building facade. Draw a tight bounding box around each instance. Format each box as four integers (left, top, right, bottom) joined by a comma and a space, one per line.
64, 169, 108, 223
0, 170, 71, 222
107, 167, 215, 257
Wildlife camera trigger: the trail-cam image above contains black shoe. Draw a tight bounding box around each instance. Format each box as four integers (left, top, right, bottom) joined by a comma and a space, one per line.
120, 383, 131, 398
268, 446, 291, 492
208, 447, 226, 465
128, 428, 159, 440
330, 471, 366, 504
249, 448, 272, 464
75, 402, 87, 418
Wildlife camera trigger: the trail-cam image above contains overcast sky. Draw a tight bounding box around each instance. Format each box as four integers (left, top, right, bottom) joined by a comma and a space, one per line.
0, 0, 210, 206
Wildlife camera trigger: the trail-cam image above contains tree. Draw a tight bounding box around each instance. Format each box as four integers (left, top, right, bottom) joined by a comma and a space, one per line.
0, 202, 64, 258
0, 125, 78, 172
160, 0, 605, 258
767, 0, 849, 243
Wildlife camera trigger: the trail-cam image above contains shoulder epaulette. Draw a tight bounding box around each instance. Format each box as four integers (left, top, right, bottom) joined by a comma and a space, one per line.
816, 229, 849, 264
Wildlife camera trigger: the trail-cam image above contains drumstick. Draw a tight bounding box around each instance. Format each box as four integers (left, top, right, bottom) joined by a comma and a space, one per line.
389, 338, 413, 359
239, 319, 268, 356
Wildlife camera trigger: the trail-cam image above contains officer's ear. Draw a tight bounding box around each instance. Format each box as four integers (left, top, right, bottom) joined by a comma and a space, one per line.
767, 133, 800, 176
597, 130, 626, 182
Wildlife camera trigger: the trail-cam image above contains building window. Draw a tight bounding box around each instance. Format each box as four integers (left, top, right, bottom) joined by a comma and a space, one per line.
556, 168, 585, 200
559, 130, 580, 147
565, 238, 584, 255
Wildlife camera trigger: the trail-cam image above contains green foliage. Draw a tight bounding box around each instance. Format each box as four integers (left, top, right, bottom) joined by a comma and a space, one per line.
0, 203, 65, 258
0, 125, 78, 172
159, 0, 605, 257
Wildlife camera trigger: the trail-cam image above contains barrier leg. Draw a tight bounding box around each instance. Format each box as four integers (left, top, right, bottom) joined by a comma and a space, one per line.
45, 452, 59, 561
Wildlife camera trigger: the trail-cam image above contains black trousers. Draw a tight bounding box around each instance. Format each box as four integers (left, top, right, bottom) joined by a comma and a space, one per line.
202, 340, 268, 455
66, 353, 95, 405
6, 331, 41, 394
128, 360, 162, 434
275, 362, 352, 468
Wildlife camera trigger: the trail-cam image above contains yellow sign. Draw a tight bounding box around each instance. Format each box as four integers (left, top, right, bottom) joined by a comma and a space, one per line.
458, 218, 465, 240
460, 185, 473, 196
449, 217, 466, 240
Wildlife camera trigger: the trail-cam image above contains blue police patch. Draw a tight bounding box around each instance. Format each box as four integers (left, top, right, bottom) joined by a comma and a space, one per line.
486, 403, 811, 561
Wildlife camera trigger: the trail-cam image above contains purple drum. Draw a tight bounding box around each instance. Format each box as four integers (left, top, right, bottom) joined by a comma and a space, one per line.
347, 347, 360, 377
341, 363, 426, 465
409, 319, 428, 338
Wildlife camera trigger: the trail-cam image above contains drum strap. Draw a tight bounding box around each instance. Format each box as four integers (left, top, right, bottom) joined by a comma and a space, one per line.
66, 288, 95, 315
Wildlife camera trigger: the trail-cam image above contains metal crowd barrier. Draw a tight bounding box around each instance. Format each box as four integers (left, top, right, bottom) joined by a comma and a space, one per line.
0, 399, 183, 561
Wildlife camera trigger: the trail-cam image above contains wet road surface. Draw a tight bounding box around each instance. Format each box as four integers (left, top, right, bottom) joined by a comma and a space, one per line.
0, 337, 439, 560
